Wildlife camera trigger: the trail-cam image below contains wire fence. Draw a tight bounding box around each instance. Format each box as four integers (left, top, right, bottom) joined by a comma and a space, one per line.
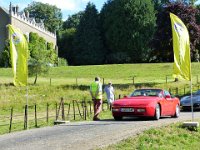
0, 98, 110, 134
0, 83, 199, 134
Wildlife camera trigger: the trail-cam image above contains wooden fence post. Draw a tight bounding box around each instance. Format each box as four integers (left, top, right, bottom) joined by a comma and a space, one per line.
73, 100, 75, 120
89, 101, 92, 114
84, 101, 87, 120
9, 107, 13, 133
47, 103, 49, 123
50, 78, 52, 86
55, 103, 58, 120
67, 103, 71, 120
24, 105, 27, 130
119, 94, 121, 99
61, 98, 65, 120
75, 101, 83, 118
56, 100, 62, 120
35, 104, 37, 127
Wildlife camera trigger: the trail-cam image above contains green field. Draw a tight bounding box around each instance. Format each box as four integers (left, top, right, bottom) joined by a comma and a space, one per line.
1, 63, 200, 108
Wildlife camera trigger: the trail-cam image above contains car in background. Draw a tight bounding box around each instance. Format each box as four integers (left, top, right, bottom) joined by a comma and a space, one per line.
180, 90, 200, 111
112, 89, 180, 120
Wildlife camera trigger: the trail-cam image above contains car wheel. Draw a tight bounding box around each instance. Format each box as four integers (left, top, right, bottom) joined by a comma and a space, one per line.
153, 104, 160, 120
172, 105, 180, 118
114, 116, 122, 121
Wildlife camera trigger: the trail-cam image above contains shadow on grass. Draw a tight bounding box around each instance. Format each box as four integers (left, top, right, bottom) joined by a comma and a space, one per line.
60, 82, 159, 91
0, 83, 14, 86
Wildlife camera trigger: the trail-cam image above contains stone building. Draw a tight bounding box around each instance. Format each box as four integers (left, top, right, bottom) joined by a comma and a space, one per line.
0, 3, 57, 58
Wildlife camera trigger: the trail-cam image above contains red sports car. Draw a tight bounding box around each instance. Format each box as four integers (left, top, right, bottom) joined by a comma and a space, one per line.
112, 89, 180, 120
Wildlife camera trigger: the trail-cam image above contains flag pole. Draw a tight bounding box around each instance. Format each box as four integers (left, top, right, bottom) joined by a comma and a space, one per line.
26, 86, 28, 129
190, 79, 194, 121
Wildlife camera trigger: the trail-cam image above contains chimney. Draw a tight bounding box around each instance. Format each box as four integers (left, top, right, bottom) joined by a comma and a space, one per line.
16, 5, 19, 13
12, 6, 16, 14
9, 2, 12, 14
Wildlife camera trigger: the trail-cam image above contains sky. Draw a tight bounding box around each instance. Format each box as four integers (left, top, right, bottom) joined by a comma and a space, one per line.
0, 0, 107, 20
1, 0, 200, 20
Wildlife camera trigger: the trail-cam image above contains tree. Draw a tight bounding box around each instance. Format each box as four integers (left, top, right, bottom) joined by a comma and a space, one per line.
73, 2, 105, 65
57, 28, 76, 65
24, 2, 62, 32
151, 2, 200, 62
0, 40, 10, 67
101, 0, 156, 63
28, 32, 56, 84
58, 12, 83, 65
63, 12, 83, 29
151, 0, 171, 10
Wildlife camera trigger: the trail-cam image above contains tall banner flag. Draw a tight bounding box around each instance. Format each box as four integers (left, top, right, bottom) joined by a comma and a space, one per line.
8, 24, 28, 86
170, 13, 191, 81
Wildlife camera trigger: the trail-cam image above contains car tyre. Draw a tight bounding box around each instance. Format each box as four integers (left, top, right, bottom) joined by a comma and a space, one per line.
114, 116, 122, 121
172, 105, 180, 118
153, 104, 160, 120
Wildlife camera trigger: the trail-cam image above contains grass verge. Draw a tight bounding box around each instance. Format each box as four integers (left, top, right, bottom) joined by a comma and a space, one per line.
103, 121, 200, 150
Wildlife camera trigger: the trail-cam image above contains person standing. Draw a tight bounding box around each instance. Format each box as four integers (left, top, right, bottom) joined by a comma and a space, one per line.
104, 81, 114, 110
90, 77, 102, 121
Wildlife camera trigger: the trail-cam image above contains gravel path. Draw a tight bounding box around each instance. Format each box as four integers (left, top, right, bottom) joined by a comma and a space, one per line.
0, 112, 199, 150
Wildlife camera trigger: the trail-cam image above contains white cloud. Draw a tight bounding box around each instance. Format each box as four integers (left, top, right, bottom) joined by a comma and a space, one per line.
35, 0, 90, 11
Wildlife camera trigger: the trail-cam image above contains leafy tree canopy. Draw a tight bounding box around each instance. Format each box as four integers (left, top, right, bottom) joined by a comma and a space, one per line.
101, 0, 156, 63
73, 2, 105, 65
151, 2, 200, 62
24, 2, 62, 32
63, 11, 83, 29
57, 28, 76, 65
29, 32, 57, 84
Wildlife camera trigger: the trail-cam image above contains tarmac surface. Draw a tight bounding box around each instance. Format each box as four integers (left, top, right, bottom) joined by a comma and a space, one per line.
0, 112, 199, 150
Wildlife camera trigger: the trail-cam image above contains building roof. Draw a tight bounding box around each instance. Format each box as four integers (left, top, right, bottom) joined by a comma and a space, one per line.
0, 6, 9, 14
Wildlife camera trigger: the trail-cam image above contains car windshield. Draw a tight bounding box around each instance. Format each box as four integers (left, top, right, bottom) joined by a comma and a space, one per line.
130, 89, 162, 97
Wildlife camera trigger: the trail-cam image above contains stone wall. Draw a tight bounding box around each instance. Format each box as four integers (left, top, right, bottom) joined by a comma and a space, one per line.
0, 8, 10, 54
11, 13, 56, 47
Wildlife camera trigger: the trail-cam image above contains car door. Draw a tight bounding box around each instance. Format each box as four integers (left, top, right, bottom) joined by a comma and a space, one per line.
157, 91, 168, 116
163, 90, 174, 115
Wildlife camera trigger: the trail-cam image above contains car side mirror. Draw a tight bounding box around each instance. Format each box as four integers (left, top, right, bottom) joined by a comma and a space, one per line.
165, 95, 171, 99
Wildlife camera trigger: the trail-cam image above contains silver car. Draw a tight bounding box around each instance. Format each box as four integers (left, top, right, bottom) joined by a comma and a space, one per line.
180, 90, 200, 110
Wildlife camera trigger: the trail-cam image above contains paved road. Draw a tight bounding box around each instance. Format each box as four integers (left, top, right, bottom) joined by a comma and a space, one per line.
0, 112, 200, 150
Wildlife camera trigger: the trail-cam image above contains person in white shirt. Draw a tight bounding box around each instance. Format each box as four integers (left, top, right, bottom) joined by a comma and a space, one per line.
104, 81, 114, 110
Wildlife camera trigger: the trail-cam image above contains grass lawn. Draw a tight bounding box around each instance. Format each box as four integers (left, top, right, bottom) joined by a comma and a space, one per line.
103, 121, 200, 150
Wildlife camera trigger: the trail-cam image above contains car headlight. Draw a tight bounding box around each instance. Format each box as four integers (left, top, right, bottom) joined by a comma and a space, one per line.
137, 108, 146, 112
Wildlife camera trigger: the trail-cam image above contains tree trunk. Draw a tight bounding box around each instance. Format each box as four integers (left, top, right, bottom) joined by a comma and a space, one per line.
34, 74, 38, 84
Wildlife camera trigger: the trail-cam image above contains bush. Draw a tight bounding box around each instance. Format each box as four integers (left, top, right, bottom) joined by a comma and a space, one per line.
58, 57, 68, 66
0, 49, 11, 67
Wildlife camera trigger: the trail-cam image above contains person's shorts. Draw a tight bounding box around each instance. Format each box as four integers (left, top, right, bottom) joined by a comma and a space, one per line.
107, 98, 114, 104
